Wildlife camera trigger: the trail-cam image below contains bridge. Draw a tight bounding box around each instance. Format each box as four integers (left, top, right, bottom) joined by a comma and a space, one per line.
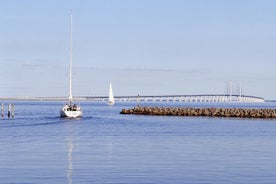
86, 94, 264, 103
0, 94, 265, 103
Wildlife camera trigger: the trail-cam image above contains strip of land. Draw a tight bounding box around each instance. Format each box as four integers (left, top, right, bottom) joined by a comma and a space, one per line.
120, 106, 276, 118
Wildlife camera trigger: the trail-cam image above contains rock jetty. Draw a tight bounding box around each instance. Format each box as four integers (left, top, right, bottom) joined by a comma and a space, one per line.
120, 106, 276, 118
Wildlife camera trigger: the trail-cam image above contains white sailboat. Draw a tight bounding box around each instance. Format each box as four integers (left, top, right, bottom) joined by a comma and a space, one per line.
60, 12, 83, 118
108, 82, 115, 105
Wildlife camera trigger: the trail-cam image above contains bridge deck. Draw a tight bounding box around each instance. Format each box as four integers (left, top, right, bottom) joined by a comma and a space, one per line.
0, 94, 265, 102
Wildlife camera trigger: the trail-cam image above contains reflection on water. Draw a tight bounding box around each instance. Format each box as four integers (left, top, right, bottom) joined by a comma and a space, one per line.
67, 137, 73, 184
65, 123, 75, 184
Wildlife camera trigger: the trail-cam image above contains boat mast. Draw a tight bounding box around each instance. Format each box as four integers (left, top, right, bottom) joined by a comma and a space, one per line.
69, 11, 73, 103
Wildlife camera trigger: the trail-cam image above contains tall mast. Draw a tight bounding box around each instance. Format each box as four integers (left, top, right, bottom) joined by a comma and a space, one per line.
69, 11, 73, 102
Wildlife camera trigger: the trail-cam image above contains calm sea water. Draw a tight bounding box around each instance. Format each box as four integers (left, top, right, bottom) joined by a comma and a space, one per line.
1, 101, 276, 184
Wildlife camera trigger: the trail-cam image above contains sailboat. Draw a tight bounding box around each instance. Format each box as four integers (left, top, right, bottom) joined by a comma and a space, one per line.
60, 12, 83, 118
108, 82, 115, 105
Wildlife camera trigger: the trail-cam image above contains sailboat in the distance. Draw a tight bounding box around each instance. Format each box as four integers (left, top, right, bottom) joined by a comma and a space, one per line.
60, 12, 83, 118
108, 82, 115, 105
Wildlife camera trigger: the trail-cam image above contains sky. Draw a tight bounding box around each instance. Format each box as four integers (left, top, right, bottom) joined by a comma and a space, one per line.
1, 0, 276, 99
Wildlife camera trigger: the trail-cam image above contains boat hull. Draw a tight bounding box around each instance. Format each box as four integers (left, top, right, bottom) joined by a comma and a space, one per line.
108, 100, 115, 106
60, 108, 83, 118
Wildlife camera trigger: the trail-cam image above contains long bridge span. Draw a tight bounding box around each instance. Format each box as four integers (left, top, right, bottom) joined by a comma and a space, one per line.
1, 94, 264, 103
85, 94, 264, 103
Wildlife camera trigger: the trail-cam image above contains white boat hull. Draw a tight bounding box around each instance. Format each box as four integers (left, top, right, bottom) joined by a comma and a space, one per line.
60, 105, 83, 118
60, 109, 83, 118
108, 100, 115, 106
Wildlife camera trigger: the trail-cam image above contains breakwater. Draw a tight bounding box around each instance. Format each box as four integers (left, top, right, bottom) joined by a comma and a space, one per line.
120, 106, 276, 118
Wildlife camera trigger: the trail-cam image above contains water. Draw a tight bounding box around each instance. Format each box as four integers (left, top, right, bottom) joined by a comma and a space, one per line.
1, 101, 276, 183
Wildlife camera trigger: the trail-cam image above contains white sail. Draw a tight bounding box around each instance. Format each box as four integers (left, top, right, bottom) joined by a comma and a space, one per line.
108, 82, 115, 105
60, 12, 83, 118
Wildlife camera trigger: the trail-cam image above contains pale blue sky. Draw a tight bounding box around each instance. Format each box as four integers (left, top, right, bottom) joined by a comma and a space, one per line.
1, 0, 276, 99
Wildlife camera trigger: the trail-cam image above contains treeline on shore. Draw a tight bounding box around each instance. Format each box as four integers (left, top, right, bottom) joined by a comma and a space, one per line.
120, 106, 276, 118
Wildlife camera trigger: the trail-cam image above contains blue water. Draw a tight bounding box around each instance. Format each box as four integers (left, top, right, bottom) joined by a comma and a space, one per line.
1, 101, 276, 183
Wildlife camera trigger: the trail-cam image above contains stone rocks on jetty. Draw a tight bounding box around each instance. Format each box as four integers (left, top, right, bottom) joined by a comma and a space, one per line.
120, 106, 276, 118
